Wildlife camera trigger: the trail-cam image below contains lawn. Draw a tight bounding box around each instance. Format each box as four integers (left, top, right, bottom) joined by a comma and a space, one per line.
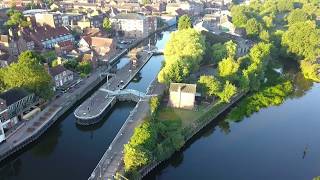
156, 105, 206, 128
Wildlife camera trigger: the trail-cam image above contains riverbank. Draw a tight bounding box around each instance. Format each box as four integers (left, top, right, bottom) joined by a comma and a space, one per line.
134, 91, 246, 178
0, 25, 173, 163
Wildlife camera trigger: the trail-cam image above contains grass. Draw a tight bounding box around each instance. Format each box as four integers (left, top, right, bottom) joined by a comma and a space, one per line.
156, 104, 206, 128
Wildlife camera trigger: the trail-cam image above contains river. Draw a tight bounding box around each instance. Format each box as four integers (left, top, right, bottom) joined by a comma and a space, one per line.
0, 30, 172, 180
145, 62, 320, 180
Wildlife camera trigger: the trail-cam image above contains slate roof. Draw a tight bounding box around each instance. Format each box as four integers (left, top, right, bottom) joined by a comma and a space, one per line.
113, 13, 145, 20
0, 88, 31, 106
169, 83, 197, 94
49, 65, 69, 77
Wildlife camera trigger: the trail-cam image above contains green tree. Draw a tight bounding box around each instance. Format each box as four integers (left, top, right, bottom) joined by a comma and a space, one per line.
211, 43, 227, 63
300, 59, 320, 82
77, 61, 92, 75
218, 81, 237, 103
287, 8, 310, 25
282, 21, 320, 59
262, 15, 274, 28
150, 96, 160, 117
225, 40, 237, 58
218, 57, 240, 78
259, 30, 270, 42
5, 9, 30, 28
178, 15, 192, 30
102, 17, 112, 32
198, 75, 221, 97
158, 29, 205, 84
245, 18, 262, 38
231, 6, 249, 27
123, 144, 152, 171
1, 51, 52, 99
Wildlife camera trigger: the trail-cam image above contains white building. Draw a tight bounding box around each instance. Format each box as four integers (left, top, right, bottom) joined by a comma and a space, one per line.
110, 13, 156, 38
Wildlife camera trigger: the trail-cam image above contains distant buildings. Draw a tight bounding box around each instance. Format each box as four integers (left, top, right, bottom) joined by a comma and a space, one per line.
0, 88, 35, 143
0, 30, 35, 56
168, 83, 196, 110
110, 13, 157, 38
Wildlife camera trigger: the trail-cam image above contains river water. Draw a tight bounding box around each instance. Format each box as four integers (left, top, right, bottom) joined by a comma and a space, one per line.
0, 30, 171, 180
145, 63, 320, 180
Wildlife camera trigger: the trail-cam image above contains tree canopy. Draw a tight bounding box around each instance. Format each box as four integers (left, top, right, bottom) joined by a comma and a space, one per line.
158, 29, 205, 84
282, 21, 320, 59
178, 15, 192, 30
102, 17, 112, 32
5, 9, 30, 28
0, 51, 53, 99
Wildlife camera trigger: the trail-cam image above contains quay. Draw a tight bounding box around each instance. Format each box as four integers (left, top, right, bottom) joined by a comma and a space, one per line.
74, 52, 153, 125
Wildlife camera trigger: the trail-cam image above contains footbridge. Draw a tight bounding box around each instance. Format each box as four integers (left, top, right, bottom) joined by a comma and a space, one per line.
100, 88, 146, 102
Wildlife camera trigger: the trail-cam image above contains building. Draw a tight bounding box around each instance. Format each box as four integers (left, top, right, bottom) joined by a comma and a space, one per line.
110, 13, 156, 38
0, 30, 35, 56
79, 36, 117, 61
168, 83, 196, 110
22, 26, 74, 49
48, 65, 74, 90
0, 88, 35, 143
55, 40, 74, 56
166, 1, 204, 16
34, 13, 63, 28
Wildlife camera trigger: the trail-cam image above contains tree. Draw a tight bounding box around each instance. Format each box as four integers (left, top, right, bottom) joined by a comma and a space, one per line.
231, 6, 249, 27
300, 59, 320, 82
287, 8, 310, 25
198, 75, 221, 97
77, 61, 92, 76
51, 59, 59, 67
218, 81, 237, 103
158, 29, 205, 84
259, 30, 270, 42
218, 57, 240, 78
211, 43, 227, 63
262, 15, 274, 29
178, 15, 192, 30
123, 144, 152, 171
245, 18, 262, 38
102, 17, 112, 32
150, 96, 160, 117
5, 9, 30, 28
282, 21, 320, 59
1, 51, 53, 99
225, 40, 237, 58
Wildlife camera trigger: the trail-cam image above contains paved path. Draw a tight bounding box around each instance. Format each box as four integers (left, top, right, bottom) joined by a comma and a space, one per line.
89, 75, 166, 180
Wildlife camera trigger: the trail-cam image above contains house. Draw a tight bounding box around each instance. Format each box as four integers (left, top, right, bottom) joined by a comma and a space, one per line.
168, 83, 196, 110
79, 36, 117, 61
166, 1, 203, 16
0, 88, 35, 143
47, 65, 74, 90
34, 13, 63, 28
0, 29, 35, 56
55, 40, 74, 56
22, 26, 74, 49
110, 13, 156, 38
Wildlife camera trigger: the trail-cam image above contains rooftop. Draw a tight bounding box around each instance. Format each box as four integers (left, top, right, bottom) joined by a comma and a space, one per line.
0, 88, 31, 106
113, 13, 145, 20
169, 83, 197, 94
